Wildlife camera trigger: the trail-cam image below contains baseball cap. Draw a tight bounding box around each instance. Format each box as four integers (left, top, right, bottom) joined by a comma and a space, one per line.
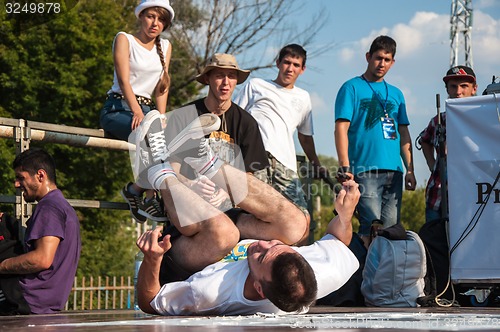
443, 65, 476, 83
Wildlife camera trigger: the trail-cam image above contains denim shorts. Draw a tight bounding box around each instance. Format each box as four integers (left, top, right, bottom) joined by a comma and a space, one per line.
258, 153, 309, 213
99, 94, 153, 141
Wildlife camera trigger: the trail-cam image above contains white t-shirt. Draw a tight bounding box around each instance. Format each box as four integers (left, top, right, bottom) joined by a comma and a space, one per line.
233, 78, 314, 172
150, 235, 359, 316
108, 32, 170, 99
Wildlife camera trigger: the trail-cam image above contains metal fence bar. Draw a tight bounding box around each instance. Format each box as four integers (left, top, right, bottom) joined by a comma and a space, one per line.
0, 117, 134, 229
65, 276, 134, 310
98, 276, 102, 309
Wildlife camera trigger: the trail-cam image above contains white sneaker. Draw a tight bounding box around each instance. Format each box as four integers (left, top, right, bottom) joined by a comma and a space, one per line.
168, 113, 221, 153
133, 110, 168, 178
134, 111, 221, 176
184, 138, 224, 179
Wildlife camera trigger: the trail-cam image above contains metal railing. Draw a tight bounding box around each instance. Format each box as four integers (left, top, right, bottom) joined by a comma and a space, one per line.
0, 116, 134, 236
66, 276, 134, 311
0, 116, 316, 238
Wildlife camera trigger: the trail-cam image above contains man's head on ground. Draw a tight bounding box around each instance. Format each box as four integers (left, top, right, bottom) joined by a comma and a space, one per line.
443, 65, 477, 98
274, 44, 306, 89
364, 35, 396, 82
13, 148, 57, 203
247, 240, 317, 312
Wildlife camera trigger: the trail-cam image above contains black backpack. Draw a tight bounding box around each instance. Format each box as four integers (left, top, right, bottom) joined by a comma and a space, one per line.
316, 232, 367, 307
0, 214, 31, 315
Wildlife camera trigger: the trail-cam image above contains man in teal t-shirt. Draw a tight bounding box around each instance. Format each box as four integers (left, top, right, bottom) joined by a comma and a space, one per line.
334, 35, 416, 248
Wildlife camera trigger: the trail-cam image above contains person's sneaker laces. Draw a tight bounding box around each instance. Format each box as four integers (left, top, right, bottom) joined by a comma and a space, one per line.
134, 110, 168, 178
185, 138, 224, 179
134, 111, 220, 180
139, 194, 169, 222
120, 182, 147, 223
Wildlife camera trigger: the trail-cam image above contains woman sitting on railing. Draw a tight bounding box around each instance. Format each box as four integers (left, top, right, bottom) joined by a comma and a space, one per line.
99, 0, 174, 224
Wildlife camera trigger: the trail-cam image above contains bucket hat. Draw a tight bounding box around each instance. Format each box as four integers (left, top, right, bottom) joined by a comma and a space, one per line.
195, 54, 250, 85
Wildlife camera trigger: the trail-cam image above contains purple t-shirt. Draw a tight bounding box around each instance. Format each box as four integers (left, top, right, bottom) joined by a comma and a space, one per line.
19, 189, 81, 314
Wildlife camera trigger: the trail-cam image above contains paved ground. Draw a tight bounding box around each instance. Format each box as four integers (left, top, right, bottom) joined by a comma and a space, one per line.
1, 306, 500, 331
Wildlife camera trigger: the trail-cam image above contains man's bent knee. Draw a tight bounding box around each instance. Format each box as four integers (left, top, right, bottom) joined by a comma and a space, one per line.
205, 217, 240, 254
281, 207, 309, 245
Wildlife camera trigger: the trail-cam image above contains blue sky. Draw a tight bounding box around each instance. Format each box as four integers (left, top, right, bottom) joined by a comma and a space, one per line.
238, 0, 500, 187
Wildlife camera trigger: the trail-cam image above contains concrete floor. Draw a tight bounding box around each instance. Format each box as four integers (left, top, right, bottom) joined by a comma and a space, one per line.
1, 306, 500, 331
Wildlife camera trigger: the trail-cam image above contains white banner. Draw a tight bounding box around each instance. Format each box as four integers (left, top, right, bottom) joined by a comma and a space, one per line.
447, 94, 500, 282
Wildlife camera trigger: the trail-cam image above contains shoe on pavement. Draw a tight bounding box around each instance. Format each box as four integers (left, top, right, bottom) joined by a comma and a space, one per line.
120, 182, 147, 223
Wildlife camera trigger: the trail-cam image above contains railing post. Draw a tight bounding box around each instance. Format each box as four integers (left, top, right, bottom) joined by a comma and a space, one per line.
13, 119, 31, 238
73, 276, 78, 311
81, 276, 86, 310
98, 276, 102, 309
112, 276, 117, 309
90, 276, 94, 310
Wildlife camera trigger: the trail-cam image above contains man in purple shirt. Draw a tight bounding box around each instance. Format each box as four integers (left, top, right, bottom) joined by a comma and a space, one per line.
0, 148, 81, 314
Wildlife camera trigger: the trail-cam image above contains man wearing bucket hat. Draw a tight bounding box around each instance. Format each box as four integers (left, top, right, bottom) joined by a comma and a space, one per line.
101, 0, 174, 224
164, 53, 269, 211
418, 65, 478, 223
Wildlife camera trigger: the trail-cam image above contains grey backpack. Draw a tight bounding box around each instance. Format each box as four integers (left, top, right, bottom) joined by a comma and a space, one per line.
361, 229, 426, 307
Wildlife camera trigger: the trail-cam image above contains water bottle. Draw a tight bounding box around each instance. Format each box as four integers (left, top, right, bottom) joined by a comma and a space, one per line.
133, 250, 144, 310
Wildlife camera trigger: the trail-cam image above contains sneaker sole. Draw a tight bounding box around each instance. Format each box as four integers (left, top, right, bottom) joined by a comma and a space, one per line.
120, 190, 147, 224
166, 113, 221, 156
138, 209, 169, 222
132, 111, 220, 180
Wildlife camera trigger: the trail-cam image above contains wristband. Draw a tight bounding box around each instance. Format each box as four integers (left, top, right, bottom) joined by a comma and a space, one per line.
338, 166, 350, 174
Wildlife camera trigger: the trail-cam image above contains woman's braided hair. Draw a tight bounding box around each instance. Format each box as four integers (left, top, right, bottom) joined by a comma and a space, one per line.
155, 35, 170, 94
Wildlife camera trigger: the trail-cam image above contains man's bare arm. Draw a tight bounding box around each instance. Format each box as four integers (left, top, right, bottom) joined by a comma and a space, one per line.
0, 236, 60, 274
325, 180, 360, 246
136, 228, 171, 314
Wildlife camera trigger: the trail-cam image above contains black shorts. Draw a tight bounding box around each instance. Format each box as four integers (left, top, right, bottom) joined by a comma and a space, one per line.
159, 208, 244, 285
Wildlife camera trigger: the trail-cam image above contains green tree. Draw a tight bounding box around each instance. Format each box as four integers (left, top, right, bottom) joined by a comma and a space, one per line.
400, 187, 426, 232
0, 0, 139, 277
0, 0, 334, 278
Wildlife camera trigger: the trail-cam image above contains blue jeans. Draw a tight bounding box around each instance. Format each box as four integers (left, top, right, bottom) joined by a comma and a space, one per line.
355, 170, 403, 236
100, 96, 152, 141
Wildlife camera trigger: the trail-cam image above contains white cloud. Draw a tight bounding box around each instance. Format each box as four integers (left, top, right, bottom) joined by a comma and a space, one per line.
310, 92, 327, 114
475, 0, 500, 9
339, 47, 356, 62
472, 10, 500, 78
